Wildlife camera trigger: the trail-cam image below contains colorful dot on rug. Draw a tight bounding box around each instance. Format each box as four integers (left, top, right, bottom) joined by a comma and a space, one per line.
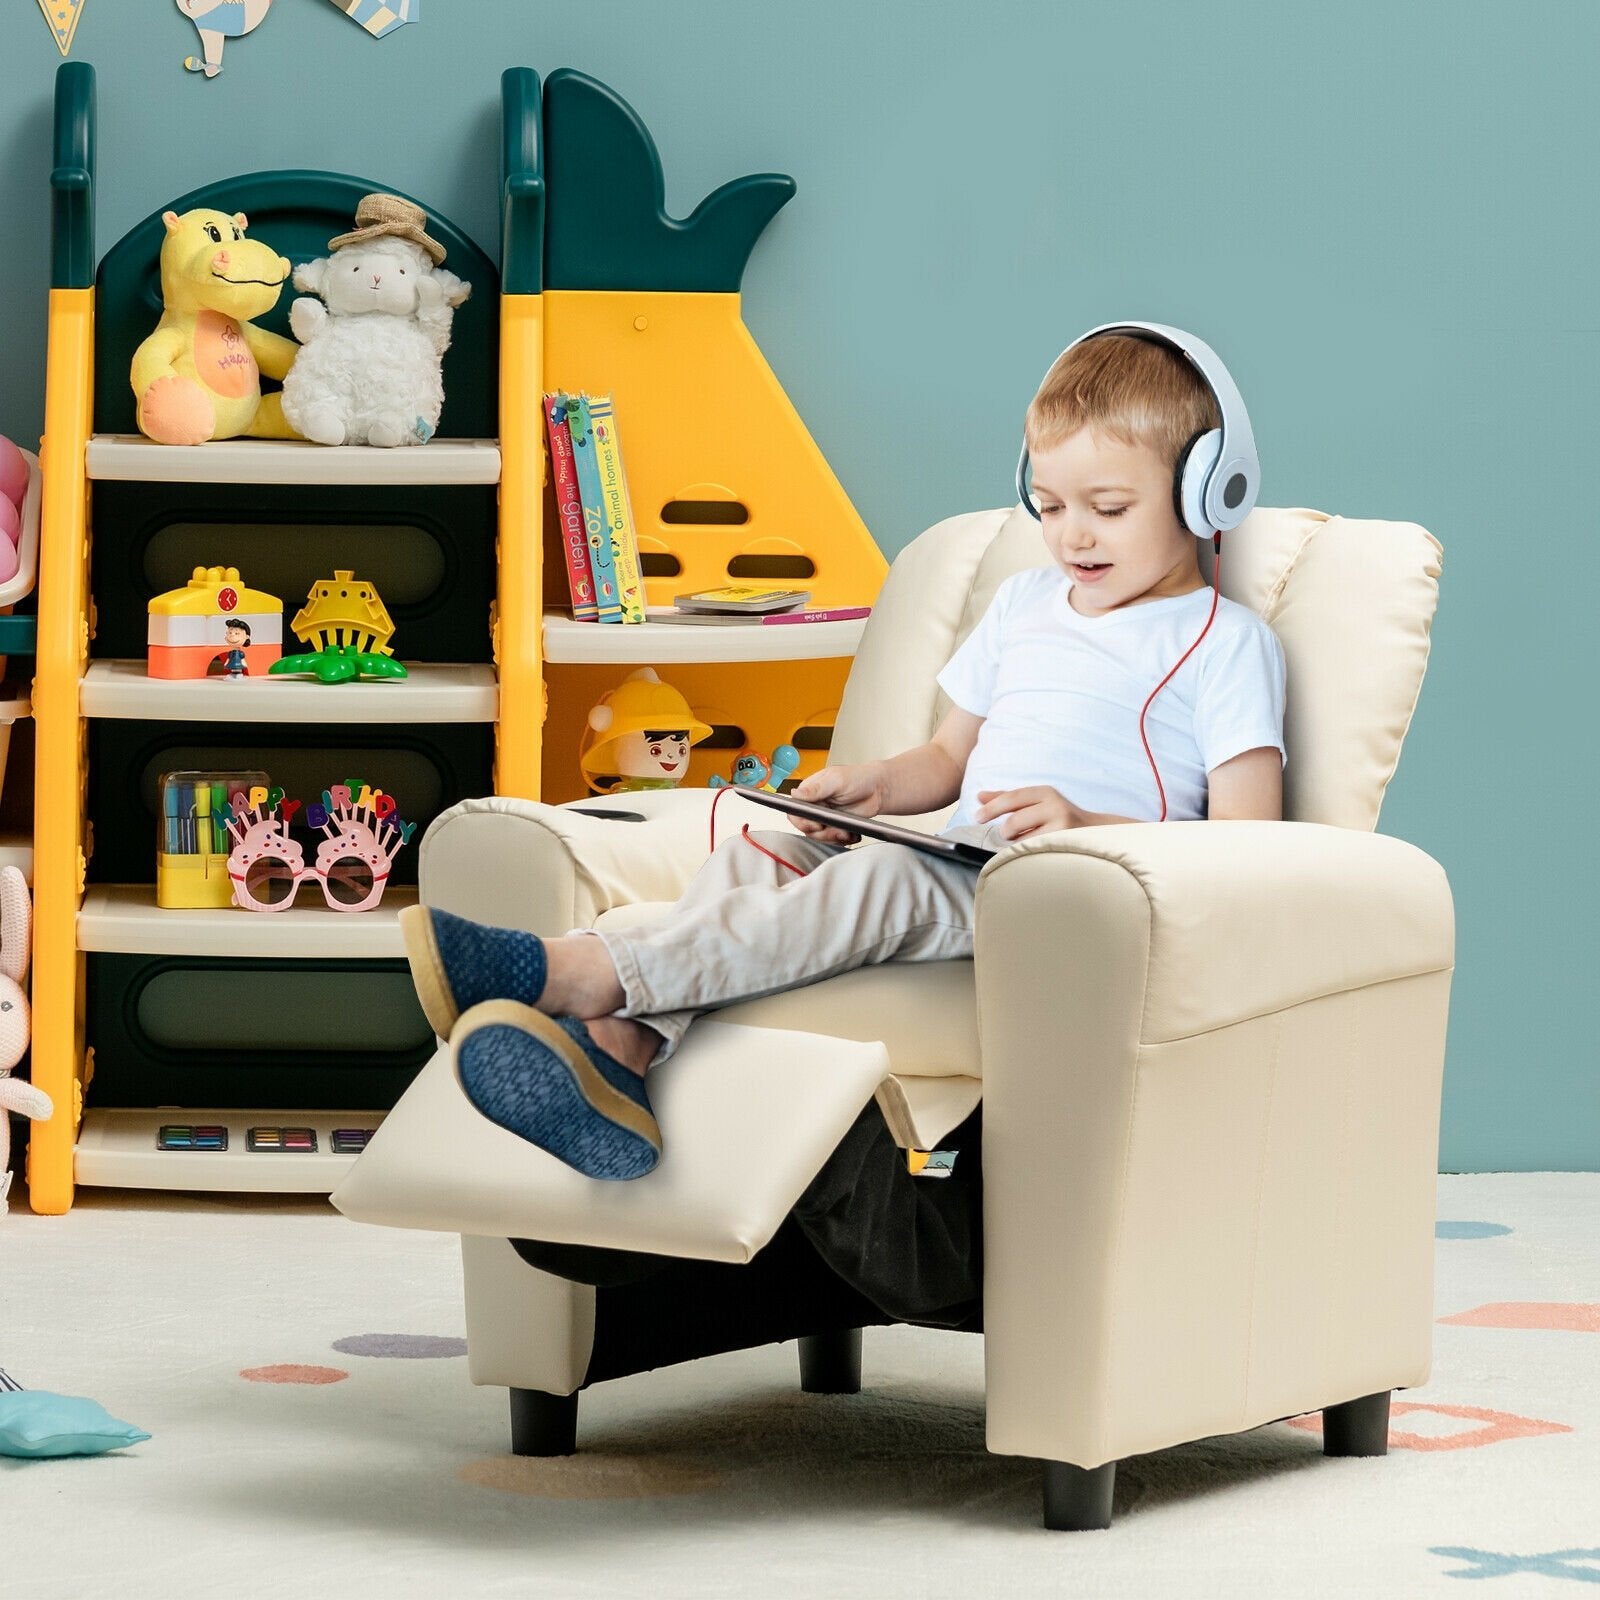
1438, 1302, 1600, 1332
240, 1365, 349, 1385
1288, 1402, 1571, 1451
331, 1334, 469, 1359
459, 1454, 727, 1500
1436, 1220, 1512, 1239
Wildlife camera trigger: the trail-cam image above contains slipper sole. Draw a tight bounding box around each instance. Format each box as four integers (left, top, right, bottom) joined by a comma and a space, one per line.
399, 905, 461, 1039
452, 1000, 661, 1180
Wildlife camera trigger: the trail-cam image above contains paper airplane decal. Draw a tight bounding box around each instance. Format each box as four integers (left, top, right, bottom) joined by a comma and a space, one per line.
329, 0, 419, 38
37, 0, 86, 56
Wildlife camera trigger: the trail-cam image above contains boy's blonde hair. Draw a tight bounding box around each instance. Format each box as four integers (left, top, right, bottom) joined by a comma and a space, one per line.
1024, 333, 1221, 472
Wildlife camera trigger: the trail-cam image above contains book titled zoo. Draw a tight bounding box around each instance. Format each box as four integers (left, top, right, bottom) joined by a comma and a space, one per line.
587, 394, 646, 623
564, 395, 625, 623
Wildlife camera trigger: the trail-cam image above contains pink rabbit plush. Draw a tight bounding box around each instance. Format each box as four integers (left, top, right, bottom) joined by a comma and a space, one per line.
0, 866, 48, 1214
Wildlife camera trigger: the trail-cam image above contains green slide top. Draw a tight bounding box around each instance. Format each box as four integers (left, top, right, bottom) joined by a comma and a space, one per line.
543, 67, 796, 294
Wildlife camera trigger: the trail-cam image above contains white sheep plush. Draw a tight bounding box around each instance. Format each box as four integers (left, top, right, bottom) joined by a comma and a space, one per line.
281, 194, 471, 448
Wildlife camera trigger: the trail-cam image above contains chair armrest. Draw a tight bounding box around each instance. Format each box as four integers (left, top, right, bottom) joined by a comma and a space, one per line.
416, 786, 785, 933
976, 820, 1454, 1042
973, 822, 1455, 1469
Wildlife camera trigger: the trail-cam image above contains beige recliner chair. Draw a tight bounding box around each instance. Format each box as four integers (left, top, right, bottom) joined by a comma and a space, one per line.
333, 501, 1453, 1530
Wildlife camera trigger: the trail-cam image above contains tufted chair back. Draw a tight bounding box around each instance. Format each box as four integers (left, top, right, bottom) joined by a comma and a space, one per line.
828, 505, 1442, 831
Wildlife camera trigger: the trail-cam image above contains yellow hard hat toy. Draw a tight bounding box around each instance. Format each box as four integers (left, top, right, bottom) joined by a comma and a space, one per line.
579, 668, 714, 793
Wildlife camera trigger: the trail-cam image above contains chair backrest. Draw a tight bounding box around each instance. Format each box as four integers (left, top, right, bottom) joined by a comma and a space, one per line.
829, 505, 1442, 831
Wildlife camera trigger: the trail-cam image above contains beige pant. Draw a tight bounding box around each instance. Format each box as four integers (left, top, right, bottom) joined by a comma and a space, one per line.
596, 825, 1003, 1065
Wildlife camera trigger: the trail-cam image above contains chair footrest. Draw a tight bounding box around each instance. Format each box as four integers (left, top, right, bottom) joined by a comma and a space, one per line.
332, 1020, 890, 1263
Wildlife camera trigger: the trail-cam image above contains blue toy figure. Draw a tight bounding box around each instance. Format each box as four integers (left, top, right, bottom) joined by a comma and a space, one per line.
709, 744, 800, 793
216, 618, 251, 678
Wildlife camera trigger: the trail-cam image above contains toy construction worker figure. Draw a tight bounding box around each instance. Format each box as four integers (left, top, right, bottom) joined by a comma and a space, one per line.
580, 668, 712, 793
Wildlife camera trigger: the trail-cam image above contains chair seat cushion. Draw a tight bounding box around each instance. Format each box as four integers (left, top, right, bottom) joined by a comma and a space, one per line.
592, 903, 981, 1078
591, 902, 985, 1147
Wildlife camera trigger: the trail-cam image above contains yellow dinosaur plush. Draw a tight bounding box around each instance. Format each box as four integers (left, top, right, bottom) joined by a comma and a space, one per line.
131, 207, 300, 445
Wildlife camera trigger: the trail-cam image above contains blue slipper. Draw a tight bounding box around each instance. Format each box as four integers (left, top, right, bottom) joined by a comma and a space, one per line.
400, 906, 547, 1039
451, 1001, 661, 1181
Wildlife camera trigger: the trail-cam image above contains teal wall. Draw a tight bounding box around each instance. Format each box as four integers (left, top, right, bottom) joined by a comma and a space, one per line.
0, 2, 1586, 1170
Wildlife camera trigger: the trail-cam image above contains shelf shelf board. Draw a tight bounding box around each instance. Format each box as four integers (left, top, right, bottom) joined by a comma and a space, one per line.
542, 612, 868, 665
85, 435, 502, 486
80, 660, 497, 723
75, 1107, 386, 1193
78, 882, 416, 959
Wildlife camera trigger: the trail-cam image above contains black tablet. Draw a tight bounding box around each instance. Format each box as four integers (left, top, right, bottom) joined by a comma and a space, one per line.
729, 787, 996, 866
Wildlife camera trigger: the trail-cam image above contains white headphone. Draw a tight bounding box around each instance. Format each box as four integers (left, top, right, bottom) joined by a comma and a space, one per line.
1015, 321, 1260, 538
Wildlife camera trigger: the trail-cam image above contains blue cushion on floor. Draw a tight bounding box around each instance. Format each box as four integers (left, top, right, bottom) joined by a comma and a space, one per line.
0, 1391, 151, 1458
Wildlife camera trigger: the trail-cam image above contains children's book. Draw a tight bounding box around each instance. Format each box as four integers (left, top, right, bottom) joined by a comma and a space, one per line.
674, 585, 812, 614
587, 394, 646, 623
543, 393, 598, 621
643, 605, 872, 626
565, 396, 625, 623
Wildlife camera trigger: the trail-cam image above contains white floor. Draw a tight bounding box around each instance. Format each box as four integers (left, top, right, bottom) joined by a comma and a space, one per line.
3, 1173, 1597, 1599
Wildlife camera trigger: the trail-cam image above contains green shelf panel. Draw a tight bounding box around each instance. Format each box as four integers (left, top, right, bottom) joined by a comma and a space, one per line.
0, 616, 36, 654
51, 62, 95, 291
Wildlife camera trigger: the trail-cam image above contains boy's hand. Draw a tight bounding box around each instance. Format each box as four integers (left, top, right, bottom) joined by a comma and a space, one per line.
975, 786, 1087, 841
790, 762, 890, 844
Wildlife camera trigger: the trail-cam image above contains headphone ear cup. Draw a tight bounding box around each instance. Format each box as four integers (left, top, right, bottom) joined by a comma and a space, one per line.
1173, 427, 1221, 538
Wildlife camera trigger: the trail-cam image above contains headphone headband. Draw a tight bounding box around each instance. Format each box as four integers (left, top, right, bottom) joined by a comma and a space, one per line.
1015, 320, 1259, 537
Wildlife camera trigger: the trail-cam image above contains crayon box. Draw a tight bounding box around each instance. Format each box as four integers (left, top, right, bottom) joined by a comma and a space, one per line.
157, 769, 269, 910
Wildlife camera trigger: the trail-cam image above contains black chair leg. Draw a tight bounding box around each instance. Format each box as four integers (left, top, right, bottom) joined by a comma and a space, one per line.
509, 1388, 579, 1456
798, 1328, 862, 1394
1322, 1390, 1391, 1456
1043, 1459, 1116, 1531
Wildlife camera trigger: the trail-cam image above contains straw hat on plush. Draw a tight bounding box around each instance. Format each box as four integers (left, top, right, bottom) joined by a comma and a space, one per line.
329, 193, 447, 264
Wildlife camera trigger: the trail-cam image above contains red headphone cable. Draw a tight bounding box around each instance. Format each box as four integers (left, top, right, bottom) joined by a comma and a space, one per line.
710, 782, 809, 875
1138, 532, 1223, 823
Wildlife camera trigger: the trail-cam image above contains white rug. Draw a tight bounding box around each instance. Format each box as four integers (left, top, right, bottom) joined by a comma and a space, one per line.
3, 1174, 1597, 1599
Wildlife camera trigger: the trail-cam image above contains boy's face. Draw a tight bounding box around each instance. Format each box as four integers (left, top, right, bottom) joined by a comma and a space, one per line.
1029, 428, 1204, 615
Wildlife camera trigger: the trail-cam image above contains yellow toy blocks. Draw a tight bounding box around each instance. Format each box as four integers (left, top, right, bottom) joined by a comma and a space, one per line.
146, 565, 283, 680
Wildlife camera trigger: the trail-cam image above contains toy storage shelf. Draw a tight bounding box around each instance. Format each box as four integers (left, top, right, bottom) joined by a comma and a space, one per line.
80, 661, 498, 722
542, 613, 869, 666
75, 1107, 384, 1192
84, 435, 502, 486
29, 62, 886, 1212
78, 883, 416, 958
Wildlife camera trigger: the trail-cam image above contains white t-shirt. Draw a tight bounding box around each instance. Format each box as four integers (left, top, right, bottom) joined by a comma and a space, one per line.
936, 567, 1287, 828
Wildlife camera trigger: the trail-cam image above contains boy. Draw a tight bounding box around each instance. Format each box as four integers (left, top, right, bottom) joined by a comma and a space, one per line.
399, 331, 1287, 1182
